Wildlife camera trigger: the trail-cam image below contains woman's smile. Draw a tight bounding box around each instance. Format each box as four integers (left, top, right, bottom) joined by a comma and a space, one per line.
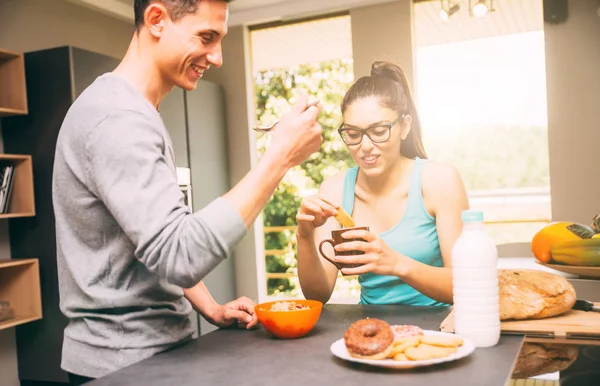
360, 154, 381, 167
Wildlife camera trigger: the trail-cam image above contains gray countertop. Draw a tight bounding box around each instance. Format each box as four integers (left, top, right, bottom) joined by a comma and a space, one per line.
88, 305, 523, 386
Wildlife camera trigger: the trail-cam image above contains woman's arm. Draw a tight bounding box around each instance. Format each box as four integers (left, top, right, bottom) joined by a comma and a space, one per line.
296, 176, 345, 303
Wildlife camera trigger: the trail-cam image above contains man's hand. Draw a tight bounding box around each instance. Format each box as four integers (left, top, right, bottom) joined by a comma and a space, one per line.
222, 91, 323, 228
267, 92, 323, 168
183, 283, 259, 330
205, 296, 259, 330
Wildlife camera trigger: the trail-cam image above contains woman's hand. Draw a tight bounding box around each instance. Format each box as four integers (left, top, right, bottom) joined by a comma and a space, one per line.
296, 195, 339, 233
332, 228, 410, 277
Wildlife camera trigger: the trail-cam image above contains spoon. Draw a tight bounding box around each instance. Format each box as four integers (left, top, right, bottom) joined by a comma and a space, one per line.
253, 100, 320, 132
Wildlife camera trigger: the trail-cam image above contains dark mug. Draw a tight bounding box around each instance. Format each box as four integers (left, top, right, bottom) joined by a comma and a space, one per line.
318, 226, 369, 274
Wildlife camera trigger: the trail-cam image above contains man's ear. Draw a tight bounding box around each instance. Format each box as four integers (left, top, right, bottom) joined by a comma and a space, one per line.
400, 115, 412, 140
145, 3, 168, 38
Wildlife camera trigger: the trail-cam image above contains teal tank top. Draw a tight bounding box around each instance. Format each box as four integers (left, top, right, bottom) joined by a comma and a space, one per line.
342, 158, 446, 306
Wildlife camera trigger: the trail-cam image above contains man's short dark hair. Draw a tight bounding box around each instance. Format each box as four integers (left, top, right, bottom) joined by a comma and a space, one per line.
134, 0, 231, 30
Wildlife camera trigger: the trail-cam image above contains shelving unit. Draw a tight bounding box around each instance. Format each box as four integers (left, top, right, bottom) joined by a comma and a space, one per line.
0, 258, 42, 331
1, 47, 116, 381
0, 48, 28, 116
0, 47, 41, 334
0, 154, 35, 218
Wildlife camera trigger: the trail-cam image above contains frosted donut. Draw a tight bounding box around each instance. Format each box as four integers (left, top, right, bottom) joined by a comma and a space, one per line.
344, 318, 395, 359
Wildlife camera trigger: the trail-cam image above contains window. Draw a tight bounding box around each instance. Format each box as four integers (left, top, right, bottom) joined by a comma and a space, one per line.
414, 0, 550, 249
250, 15, 359, 302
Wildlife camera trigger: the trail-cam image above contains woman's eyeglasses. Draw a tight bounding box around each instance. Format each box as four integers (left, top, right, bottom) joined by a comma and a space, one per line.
338, 114, 406, 146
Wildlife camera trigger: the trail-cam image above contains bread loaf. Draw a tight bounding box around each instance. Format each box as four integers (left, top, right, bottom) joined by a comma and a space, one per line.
498, 270, 576, 320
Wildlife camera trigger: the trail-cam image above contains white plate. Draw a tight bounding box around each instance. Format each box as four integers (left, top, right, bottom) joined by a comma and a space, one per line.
330, 330, 476, 369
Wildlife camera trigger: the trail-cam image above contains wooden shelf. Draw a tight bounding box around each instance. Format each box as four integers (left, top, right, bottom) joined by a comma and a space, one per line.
0, 49, 28, 117
0, 154, 35, 218
0, 107, 27, 116
0, 258, 42, 331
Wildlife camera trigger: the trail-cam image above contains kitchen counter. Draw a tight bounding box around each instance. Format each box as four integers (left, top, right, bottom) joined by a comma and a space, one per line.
88, 305, 523, 386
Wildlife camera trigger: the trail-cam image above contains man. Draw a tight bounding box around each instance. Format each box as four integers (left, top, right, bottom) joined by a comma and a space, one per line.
52, 0, 322, 384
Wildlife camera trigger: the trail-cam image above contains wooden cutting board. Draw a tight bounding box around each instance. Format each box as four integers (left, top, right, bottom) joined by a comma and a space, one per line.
440, 307, 600, 339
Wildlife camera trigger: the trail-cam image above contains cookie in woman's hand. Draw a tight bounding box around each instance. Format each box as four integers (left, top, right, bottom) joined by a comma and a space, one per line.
335, 208, 355, 228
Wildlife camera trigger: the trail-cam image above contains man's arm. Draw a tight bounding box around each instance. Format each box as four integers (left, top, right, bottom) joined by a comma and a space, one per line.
87, 96, 322, 288
87, 111, 246, 289
183, 281, 219, 315
222, 149, 290, 227
223, 93, 322, 227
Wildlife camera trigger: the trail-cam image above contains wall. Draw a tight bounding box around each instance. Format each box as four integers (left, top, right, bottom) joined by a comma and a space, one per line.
544, 0, 600, 224
0, 0, 132, 57
350, 0, 415, 83
0, 1, 132, 385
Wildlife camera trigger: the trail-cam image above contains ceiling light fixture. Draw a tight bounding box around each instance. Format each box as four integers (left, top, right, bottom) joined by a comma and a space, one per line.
439, 0, 460, 23
469, 0, 495, 18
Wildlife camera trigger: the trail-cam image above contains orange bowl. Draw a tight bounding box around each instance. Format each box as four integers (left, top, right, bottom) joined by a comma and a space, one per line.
255, 299, 323, 339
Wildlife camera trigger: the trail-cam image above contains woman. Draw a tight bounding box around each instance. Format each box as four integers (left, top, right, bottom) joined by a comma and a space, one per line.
296, 61, 469, 305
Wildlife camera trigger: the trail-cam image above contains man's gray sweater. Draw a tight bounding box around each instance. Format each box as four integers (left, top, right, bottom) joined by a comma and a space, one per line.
52, 73, 246, 378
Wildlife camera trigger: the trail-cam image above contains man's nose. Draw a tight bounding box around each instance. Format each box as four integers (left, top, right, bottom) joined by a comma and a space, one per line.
207, 44, 223, 68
